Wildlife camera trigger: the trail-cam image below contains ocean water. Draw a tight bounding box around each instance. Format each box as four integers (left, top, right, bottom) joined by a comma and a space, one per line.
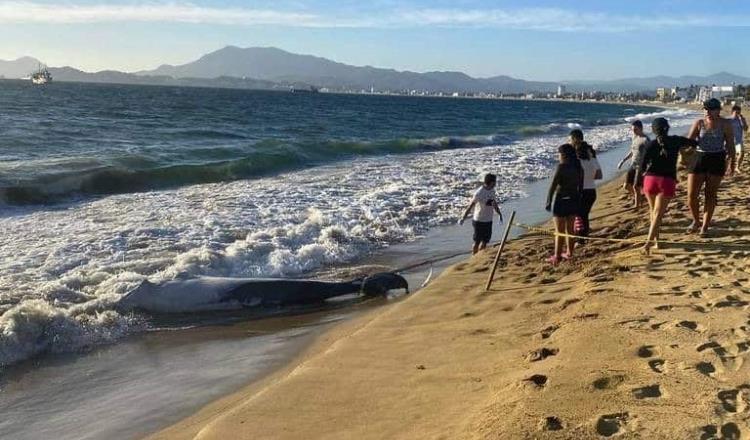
0, 80, 698, 367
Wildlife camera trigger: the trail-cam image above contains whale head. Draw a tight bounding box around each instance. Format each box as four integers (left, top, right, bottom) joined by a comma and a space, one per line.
117, 279, 156, 311
360, 272, 409, 297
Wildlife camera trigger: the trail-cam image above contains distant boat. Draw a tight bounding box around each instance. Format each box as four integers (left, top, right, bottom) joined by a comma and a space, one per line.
31, 65, 52, 85
291, 86, 318, 94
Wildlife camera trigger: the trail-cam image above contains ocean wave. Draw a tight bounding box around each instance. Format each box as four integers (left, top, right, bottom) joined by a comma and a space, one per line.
0, 133, 514, 205
0, 115, 652, 206
0, 297, 142, 367
624, 107, 700, 124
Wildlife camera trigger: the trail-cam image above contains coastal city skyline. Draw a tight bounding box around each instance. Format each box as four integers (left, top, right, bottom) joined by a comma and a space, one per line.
2, 0, 750, 80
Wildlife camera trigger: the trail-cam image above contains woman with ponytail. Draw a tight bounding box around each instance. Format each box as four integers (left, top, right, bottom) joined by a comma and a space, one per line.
637, 118, 698, 254
546, 143, 583, 265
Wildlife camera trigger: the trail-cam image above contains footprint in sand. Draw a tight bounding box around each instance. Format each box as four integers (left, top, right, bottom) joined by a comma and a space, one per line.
539, 416, 564, 431
560, 298, 581, 310
698, 341, 746, 372
676, 320, 704, 332
637, 345, 658, 358
574, 313, 599, 320
540, 325, 559, 339
592, 374, 627, 391
632, 384, 662, 399
648, 359, 666, 373
526, 347, 559, 362
617, 316, 653, 330
523, 374, 548, 388
595, 412, 629, 437
701, 423, 742, 440
697, 361, 718, 378
717, 386, 750, 414
715, 295, 750, 308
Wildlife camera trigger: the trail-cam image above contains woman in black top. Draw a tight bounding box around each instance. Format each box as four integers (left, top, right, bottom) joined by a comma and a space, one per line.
636, 117, 698, 254
546, 144, 583, 265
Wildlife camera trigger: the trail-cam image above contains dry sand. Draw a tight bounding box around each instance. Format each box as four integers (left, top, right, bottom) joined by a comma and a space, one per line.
151, 163, 750, 439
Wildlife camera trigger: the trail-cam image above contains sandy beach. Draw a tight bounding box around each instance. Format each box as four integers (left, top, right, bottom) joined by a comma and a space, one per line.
150, 134, 750, 439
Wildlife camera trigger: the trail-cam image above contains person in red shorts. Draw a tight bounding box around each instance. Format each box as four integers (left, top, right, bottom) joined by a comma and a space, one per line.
636, 117, 698, 254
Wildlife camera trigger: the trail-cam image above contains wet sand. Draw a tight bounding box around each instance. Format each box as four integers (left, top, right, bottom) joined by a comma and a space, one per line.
152, 154, 750, 439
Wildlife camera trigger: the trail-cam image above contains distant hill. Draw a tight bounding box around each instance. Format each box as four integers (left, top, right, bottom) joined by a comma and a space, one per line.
47, 66, 280, 90
3, 47, 750, 94
0, 56, 44, 79
138, 46, 559, 94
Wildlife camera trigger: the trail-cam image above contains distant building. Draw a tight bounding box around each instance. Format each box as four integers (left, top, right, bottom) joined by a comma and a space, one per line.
557, 85, 566, 97
671, 87, 690, 101
697, 86, 711, 103
711, 85, 736, 100
656, 88, 670, 101
696, 85, 736, 103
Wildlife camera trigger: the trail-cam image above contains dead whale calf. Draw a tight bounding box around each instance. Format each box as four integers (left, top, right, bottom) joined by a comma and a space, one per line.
118, 272, 409, 313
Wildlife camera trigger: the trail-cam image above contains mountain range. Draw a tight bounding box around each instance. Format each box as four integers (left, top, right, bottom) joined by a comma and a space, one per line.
2, 46, 749, 94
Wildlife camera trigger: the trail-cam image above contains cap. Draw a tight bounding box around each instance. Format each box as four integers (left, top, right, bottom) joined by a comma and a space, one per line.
703, 98, 722, 110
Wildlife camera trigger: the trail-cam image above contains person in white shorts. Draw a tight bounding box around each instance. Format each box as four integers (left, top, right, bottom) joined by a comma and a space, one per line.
730, 105, 747, 173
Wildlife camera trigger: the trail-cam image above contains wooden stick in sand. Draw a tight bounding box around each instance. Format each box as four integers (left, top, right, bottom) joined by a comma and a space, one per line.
485, 210, 516, 291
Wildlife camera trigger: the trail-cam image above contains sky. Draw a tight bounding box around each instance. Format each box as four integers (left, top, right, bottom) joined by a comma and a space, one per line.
2, 0, 750, 81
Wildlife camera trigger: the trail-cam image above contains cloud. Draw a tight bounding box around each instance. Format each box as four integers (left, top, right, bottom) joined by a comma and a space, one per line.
0, 2, 322, 26
0, 2, 746, 31
397, 8, 745, 32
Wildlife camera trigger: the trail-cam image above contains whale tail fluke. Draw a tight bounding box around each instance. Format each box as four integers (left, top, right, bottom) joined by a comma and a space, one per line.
361, 272, 409, 297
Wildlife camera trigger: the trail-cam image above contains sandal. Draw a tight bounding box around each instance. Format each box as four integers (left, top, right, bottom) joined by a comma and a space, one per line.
686, 222, 700, 234
546, 255, 560, 266
561, 252, 573, 260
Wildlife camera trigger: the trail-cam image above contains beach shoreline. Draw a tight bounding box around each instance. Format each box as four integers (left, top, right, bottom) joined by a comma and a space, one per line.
150, 111, 750, 439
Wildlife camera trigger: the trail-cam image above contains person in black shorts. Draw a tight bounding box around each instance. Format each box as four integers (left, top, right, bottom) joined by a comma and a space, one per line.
618, 120, 650, 208
545, 144, 583, 265
459, 173, 503, 254
686, 98, 736, 236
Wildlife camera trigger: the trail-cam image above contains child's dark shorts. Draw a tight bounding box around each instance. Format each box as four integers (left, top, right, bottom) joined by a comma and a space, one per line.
552, 195, 581, 218
472, 221, 492, 244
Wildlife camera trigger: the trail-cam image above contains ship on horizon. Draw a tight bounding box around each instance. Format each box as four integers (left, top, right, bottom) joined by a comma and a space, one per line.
31, 65, 52, 85
291, 85, 318, 94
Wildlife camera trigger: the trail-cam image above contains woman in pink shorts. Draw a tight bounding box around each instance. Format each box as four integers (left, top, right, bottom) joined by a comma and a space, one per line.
636, 118, 698, 254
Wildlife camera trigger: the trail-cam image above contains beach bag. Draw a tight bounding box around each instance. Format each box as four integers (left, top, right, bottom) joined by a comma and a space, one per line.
573, 216, 584, 235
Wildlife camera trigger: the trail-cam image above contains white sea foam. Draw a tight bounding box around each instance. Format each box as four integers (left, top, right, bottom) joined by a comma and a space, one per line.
0, 110, 696, 366
624, 107, 699, 124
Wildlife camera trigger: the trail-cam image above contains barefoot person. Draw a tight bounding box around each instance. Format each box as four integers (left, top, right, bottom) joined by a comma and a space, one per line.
545, 144, 583, 265
618, 120, 650, 208
686, 98, 736, 236
637, 118, 698, 254
730, 105, 747, 172
459, 173, 503, 254
571, 129, 602, 239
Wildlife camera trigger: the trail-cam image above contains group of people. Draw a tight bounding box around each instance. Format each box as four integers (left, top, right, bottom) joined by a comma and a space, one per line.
459, 98, 746, 262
